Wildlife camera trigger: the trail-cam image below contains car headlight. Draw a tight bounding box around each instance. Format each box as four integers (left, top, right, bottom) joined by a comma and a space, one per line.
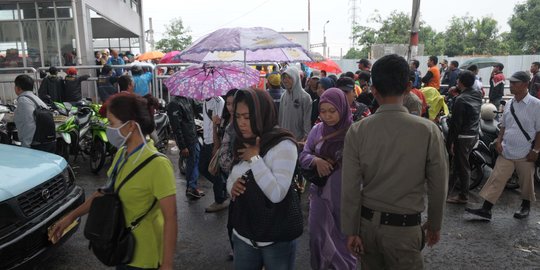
61, 166, 75, 187
0, 202, 17, 231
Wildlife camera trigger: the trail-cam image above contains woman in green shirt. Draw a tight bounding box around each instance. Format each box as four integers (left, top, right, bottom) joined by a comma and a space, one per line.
51, 93, 177, 270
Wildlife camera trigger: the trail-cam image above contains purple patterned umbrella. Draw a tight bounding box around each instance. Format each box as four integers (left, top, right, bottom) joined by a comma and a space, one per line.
164, 63, 260, 100
173, 27, 313, 63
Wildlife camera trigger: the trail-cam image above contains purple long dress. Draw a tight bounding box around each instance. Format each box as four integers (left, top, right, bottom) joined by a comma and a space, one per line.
300, 123, 357, 270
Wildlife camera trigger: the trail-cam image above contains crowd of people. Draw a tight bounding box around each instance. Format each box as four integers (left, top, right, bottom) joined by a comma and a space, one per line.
8, 51, 540, 269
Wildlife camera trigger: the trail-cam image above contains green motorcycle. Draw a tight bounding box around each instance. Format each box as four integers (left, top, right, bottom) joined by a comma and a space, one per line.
88, 104, 114, 174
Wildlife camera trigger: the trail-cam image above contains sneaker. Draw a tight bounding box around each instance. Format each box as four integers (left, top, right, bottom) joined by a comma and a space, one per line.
205, 200, 230, 213
446, 194, 468, 204
465, 207, 492, 220
186, 188, 204, 199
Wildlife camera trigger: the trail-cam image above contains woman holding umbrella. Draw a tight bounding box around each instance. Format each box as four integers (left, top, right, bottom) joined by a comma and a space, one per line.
227, 89, 303, 270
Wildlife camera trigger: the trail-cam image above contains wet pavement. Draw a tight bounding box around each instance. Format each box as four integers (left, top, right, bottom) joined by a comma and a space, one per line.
40, 152, 540, 270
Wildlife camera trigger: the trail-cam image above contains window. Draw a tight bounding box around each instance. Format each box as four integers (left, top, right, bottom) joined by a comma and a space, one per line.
58, 19, 76, 65
0, 4, 19, 20
55, 1, 73, 18
0, 22, 23, 68
19, 3, 36, 19
40, 20, 60, 66
22, 21, 42, 68
37, 2, 55, 19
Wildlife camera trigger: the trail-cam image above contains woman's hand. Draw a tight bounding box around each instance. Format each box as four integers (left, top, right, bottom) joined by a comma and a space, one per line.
212, 115, 221, 126
313, 157, 334, 177
231, 178, 246, 200
49, 214, 76, 244
238, 137, 260, 161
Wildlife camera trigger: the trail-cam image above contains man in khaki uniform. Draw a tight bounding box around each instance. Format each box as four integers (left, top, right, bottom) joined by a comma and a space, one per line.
341, 54, 448, 270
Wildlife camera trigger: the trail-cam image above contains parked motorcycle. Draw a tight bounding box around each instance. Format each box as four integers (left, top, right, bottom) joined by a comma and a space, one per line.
88, 103, 114, 174
154, 99, 172, 154
439, 115, 484, 190
0, 104, 16, 144
52, 101, 93, 163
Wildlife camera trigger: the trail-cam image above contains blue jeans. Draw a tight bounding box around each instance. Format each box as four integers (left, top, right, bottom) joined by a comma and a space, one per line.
185, 142, 200, 190
232, 234, 297, 270
199, 143, 227, 203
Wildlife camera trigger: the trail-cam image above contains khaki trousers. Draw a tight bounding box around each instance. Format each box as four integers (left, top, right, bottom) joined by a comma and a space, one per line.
360, 211, 424, 270
479, 156, 536, 204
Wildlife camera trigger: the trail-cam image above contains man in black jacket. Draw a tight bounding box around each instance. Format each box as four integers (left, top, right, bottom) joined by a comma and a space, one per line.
446, 71, 483, 204
63, 67, 90, 104
167, 95, 204, 199
38, 66, 64, 104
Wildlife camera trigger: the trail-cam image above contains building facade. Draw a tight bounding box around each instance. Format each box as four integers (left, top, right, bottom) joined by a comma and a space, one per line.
0, 0, 145, 68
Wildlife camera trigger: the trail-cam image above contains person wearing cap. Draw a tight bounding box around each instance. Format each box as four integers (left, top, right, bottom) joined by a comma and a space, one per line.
63, 67, 90, 104
342, 54, 448, 269
38, 66, 64, 104
357, 58, 371, 72
466, 71, 540, 220
336, 77, 370, 122
488, 63, 505, 108
445, 71, 483, 204
421, 56, 441, 90
266, 72, 285, 113
528, 61, 540, 98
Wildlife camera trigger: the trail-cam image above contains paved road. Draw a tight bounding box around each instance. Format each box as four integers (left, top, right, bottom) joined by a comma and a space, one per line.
40, 151, 540, 270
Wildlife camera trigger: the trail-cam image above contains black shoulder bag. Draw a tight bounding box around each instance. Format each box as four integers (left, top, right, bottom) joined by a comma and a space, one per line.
84, 153, 161, 266
509, 101, 540, 166
299, 129, 344, 187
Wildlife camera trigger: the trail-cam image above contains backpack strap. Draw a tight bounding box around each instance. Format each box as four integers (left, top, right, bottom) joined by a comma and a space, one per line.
115, 152, 164, 230
115, 153, 163, 193
20, 94, 46, 110
510, 100, 532, 142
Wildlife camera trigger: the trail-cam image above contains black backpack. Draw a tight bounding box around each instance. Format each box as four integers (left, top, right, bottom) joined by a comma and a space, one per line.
21, 95, 56, 144
84, 153, 161, 266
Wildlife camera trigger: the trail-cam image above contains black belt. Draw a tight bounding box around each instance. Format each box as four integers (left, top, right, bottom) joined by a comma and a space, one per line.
361, 206, 421, 227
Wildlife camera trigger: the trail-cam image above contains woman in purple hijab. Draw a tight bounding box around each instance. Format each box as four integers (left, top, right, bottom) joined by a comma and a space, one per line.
300, 88, 357, 269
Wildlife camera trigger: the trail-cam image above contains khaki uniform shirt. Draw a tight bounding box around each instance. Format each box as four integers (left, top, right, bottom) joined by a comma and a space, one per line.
341, 104, 448, 234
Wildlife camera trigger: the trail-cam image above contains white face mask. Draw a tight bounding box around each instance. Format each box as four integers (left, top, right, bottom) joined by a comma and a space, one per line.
106, 121, 132, 148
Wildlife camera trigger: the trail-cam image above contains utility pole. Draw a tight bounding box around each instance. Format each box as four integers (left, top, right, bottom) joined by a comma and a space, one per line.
308, 0, 311, 31
407, 0, 421, 61
323, 20, 329, 58
146, 17, 155, 51
349, 0, 360, 49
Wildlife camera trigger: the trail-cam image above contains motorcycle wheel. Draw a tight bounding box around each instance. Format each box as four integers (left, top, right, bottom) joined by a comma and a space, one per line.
56, 140, 70, 163
90, 138, 106, 174
469, 162, 484, 190
505, 171, 520, 190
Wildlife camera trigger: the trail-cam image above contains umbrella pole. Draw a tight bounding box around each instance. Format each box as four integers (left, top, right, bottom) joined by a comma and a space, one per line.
244, 50, 248, 88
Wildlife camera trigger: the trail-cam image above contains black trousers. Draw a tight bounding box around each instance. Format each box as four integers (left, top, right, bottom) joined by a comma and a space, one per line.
449, 136, 477, 197
31, 141, 56, 154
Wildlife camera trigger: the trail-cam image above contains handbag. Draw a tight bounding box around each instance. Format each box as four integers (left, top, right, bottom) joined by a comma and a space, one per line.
84, 153, 161, 266
509, 101, 540, 166
300, 129, 344, 187
208, 151, 220, 176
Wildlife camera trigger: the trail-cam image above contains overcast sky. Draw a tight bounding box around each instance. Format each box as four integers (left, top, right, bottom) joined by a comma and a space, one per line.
142, 0, 523, 56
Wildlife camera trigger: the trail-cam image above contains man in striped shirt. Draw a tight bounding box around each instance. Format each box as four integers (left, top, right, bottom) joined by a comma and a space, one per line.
466, 71, 540, 220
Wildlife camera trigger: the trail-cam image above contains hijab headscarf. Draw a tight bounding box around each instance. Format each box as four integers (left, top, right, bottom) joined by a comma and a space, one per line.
318, 87, 352, 160
233, 89, 296, 163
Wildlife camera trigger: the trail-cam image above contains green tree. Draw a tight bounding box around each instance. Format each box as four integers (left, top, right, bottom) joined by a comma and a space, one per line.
155, 18, 192, 52
508, 0, 540, 54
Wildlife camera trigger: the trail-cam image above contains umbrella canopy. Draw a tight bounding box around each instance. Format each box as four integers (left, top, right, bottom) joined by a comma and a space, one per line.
164, 63, 260, 100
307, 51, 325, 62
174, 27, 313, 63
159, 51, 182, 63
305, 58, 342, 74
137, 51, 165, 61
459, 57, 501, 70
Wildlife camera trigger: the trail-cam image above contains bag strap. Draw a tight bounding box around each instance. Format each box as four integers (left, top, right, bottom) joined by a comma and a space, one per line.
510, 100, 532, 142
314, 128, 345, 146
21, 95, 46, 110
115, 153, 162, 193
115, 152, 163, 230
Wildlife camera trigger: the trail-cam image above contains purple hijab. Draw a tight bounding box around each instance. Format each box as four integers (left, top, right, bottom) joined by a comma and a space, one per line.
318, 88, 352, 160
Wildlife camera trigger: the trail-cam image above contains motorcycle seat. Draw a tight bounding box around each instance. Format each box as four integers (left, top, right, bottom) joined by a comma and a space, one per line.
154, 113, 168, 127
480, 119, 498, 135
77, 111, 92, 127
